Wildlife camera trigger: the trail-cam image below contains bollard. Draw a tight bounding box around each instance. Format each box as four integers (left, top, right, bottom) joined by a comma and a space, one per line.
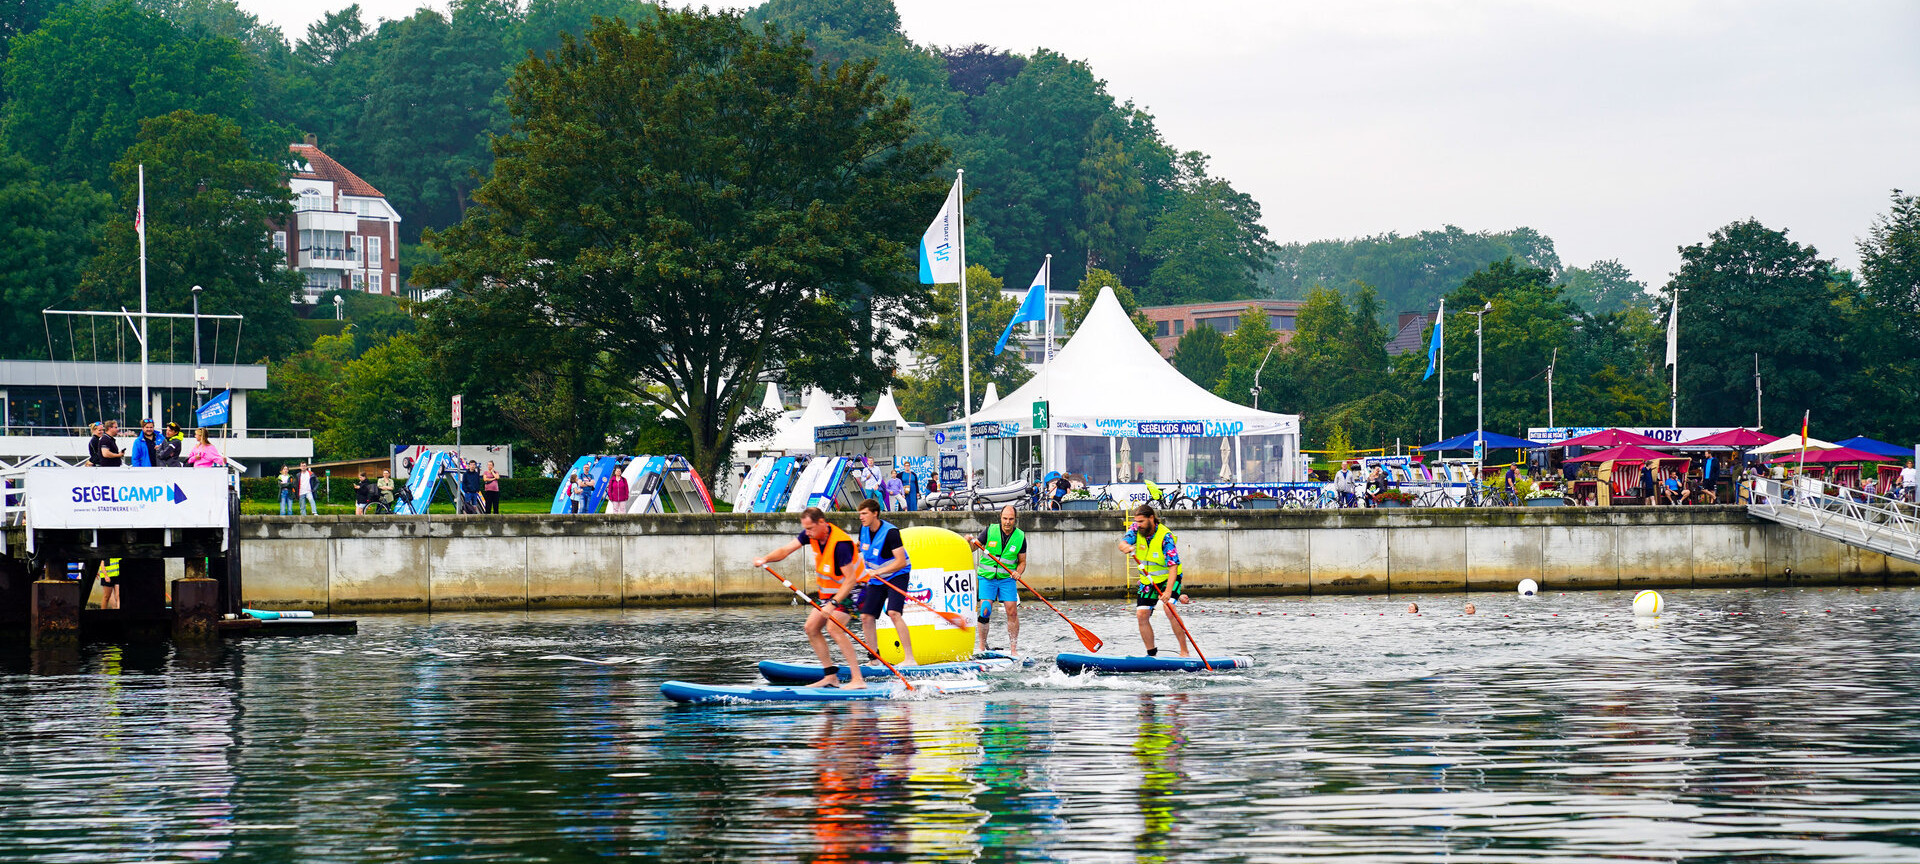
172, 558, 219, 642
31, 577, 81, 648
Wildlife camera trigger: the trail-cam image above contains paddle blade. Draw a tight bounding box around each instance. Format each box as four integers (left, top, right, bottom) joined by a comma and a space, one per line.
1070, 621, 1104, 653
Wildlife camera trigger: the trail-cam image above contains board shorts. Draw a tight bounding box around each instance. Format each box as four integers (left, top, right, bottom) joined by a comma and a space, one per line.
818, 592, 857, 616
858, 572, 909, 617
1133, 577, 1182, 609
977, 576, 1019, 622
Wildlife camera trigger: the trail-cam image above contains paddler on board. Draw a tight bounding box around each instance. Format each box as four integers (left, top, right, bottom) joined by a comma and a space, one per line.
1117, 504, 1191, 658
753, 507, 868, 688
854, 498, 919, 666
967, 504, 1025, 656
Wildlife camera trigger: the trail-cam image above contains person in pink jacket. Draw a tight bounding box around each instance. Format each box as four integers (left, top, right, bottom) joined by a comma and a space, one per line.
186, 428, 224, 467
605, 467, 631, 513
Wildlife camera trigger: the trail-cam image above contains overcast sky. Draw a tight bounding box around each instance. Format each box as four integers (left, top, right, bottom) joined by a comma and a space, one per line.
242, 0, 1919, 288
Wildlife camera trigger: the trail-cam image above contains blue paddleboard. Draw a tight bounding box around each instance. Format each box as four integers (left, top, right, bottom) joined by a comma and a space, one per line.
1054, 652, 1254, 674
754, 456, 796, 513
660, 679, 989, 704
757, 652, 1033, 685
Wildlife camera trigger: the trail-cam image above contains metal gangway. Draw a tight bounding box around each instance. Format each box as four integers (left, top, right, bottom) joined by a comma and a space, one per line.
1743, 476, 1920, 565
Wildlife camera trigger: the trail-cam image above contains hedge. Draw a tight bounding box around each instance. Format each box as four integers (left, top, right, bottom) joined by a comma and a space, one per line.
239, 474, 560, 503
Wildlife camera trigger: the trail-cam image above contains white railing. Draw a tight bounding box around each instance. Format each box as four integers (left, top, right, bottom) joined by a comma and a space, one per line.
1743, 477, 1920, 565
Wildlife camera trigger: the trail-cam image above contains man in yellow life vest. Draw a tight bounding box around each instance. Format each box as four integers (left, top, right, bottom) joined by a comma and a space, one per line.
754, 507, 868, 688
967, 504, 1025, 656
1117, 504, 1190, 657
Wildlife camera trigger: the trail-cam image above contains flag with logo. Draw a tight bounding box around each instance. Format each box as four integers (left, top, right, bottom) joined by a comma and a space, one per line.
1665, 290, 1679, 368
994, 262, 1049, 355
918, 177, 962, 284
196, 390, 231, 427
1423, 298, 1443, 381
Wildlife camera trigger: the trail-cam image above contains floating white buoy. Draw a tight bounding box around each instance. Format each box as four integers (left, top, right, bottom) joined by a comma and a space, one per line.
1518, 579, 1538, 597
1633, 590, 1663, 617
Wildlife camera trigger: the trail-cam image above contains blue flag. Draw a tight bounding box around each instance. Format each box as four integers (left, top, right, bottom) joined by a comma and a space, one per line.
994, 264, 1049, 355
1422, 300, 1444, 381
196, 390, 231, 426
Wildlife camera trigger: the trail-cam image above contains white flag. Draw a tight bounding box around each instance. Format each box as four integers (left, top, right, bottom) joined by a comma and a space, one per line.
1664, 290, 1678, 368
918, 177, 962, 284
135, 173, 145, 239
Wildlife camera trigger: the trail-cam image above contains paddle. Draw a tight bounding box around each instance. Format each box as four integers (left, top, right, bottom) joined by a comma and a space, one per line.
856, 569, 972, 629
974, 545, 1104, 653
1129, 556, 1213, 671
759, 565, 913, 691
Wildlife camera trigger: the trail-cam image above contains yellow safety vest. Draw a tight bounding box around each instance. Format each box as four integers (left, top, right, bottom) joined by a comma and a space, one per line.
99, 558, 121, 580
1133, 523, 1174, 585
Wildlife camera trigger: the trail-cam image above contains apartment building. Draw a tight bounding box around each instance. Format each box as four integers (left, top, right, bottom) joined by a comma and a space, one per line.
272, 137, 402, 304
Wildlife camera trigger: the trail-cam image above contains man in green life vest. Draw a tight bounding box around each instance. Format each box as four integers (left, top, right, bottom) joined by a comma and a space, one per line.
1117, 504, 1190, 657
967, 504, 1026, 656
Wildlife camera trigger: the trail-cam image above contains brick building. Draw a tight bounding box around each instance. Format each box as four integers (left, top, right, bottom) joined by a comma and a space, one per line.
1140, 299, 1304, 357
272, 138, 402, 304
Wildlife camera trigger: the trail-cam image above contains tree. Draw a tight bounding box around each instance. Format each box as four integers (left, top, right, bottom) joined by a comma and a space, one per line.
1666, 219, 1844, 432
1263, 225, 1563, 324
1214, 306, 1281, 409
1844, 189, 1920, 443
77, 110, 305, 360
1060, 267, 1153, 338
0, 154, 110, 359
418, 9, 950, 486
0, 0, 60, 67
2, 1, 264, 188
1140, 153, 1275, 304
895, 264, 1032, 423
1169, 324, 1226, 391
1561, 258, 1647, 314
315, 332, 445, 459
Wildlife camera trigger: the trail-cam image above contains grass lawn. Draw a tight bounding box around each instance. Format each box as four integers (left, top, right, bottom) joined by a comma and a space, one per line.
241, 499, 557, 515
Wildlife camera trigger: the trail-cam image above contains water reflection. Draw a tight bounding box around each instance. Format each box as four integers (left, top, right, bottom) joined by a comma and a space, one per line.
1, 589, 1918, 862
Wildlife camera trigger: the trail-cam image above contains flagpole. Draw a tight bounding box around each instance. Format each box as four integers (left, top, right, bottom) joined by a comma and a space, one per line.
1043, 253, 1053, 362
1436, 298, 1445, 444
1668, 290, 1679, 427
138, 163, 149, 423
956, 170, 971, 478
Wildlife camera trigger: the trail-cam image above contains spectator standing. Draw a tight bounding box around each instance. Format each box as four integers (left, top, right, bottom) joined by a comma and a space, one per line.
157, 422, 184, 466
483, 461, 502, 514
188, 429, 226, 469
606, 467, 631, 514
1333, 464, 1356, 508
85, 422, 106, 466
377, 469, 396, 511
129, 420, 161, 466
883, 470, 906, 511
1365, 465, 1386, 507
278, 466, 294, 515
900, 464, 919, 511
859, 458, 882, 503
1902, 460, 1915, 503
459, 459, 484, 513
292, 460, 318, 514
354, 471, 376, 515
566, 469, 587, 514
101, 420, 124, 466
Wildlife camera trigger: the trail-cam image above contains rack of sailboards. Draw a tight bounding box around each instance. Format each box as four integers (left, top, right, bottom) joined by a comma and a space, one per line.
730, 454, 869, 513
549, 454, 717, 515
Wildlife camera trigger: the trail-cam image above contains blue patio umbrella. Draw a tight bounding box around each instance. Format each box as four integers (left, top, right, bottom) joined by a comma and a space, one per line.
1418, 430, 1550, 452
1835, 436, 1913, 459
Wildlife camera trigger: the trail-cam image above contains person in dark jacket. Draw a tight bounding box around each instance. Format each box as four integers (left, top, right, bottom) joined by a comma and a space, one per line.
460, 459, 485, 513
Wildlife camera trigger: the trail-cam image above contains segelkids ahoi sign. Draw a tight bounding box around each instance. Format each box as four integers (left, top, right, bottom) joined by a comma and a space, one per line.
25, 468, 230, 531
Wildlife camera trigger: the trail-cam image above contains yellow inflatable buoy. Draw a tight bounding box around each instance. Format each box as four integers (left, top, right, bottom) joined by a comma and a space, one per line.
1633, 589, 1663, 617
871, 526, 978, 665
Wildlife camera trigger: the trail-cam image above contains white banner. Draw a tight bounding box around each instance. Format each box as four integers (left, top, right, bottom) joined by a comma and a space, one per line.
26, 467, 230, 531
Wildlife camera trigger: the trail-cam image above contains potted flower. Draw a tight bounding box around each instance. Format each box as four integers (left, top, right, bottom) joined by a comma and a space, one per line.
1524, 484, 1566, 507
1374, 489, 1415, 508
1061, 486, 1102, 511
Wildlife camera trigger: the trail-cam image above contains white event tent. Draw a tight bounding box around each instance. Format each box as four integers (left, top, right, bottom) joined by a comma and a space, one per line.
935, 286, 1301, 487
867, 389, 906, 424
766, 387, 843, 454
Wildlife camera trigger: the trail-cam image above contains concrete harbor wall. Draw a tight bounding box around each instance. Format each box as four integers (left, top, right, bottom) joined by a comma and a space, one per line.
238, 507, 1920, 614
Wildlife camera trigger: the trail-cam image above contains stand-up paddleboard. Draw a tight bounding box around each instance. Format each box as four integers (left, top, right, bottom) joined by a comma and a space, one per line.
660, 455, 713, 513
581, 456, 621, 513
674, 456, 714, 512
827, 459, 866, 508
661, 679, 989, 704
619, 455, 666, 513
1054, 653, 1254, 674
733, 456, 774, 513
754, 456, 797, 513
758, 652, 1031, 685
551, 455, 598, 513
784, 456, 831, 512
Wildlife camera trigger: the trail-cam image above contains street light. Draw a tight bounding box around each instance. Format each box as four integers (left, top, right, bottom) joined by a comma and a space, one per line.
333, 294, 344, 321
1468, 301, 1492, 461
1249, 343, 1277, 411
191, 285, 206, 403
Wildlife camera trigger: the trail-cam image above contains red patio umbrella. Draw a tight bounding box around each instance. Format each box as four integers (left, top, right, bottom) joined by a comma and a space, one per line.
1679, 428, 1779, 448
1563, 444, 1679, 463
1557, 428, 1673, 449
1767, 446, 1894, 464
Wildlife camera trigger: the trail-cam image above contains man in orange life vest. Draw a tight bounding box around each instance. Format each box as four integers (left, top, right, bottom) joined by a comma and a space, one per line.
754, 507, 868, 688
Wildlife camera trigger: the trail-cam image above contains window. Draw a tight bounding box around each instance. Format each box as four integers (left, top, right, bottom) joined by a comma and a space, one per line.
272, 231, 286, 255
367, 236, 381, 267
1271, 315, 1296, 331
350, 235, 363, 264
388, 274, 396, 295
350, 272, 364, 291
1196, 315, 1239, 333
1155, 320, 1169, 337
1175, 320, 1185, 335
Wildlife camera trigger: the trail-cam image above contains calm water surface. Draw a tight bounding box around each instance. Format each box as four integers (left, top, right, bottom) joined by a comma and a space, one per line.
4, 586, 1920, 862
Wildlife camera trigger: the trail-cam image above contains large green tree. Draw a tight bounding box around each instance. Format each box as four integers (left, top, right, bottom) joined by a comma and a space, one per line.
1140, 153, 1275, 305
419, 9, 950, 485
1842, 189, 1920, 444
2, 1, 266, 188
895, 264, 1032, 424
1169, 324, 1226, 391
1264, 225, 1563, 323
0, 154, 110, 359
1667, 219, 1845, 433
77, 109, 304, 360
1059, 267, 1153, 338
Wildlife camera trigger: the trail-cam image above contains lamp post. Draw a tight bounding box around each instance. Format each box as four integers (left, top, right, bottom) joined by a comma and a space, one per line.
1469, 301, 1491, 462
1249, 343, 1277, 411
333, 294, 344, 321
191, 285, 206, 406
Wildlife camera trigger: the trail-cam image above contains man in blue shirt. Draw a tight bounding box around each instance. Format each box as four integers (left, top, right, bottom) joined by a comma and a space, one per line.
855, 498, 917, 666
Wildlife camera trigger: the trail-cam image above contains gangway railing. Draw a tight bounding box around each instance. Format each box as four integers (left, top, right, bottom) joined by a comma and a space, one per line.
1742, 476, 1920, 565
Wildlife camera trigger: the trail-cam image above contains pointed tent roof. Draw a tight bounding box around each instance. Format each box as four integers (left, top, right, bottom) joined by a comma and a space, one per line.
1749, 434, 1839, 456
867, 389, 905, 425
768, 388, 840, 452
980, 382, 1000, 411
948, 287, 1298, 434
1564, 444, 1682, 463
760, 382, 783, 413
